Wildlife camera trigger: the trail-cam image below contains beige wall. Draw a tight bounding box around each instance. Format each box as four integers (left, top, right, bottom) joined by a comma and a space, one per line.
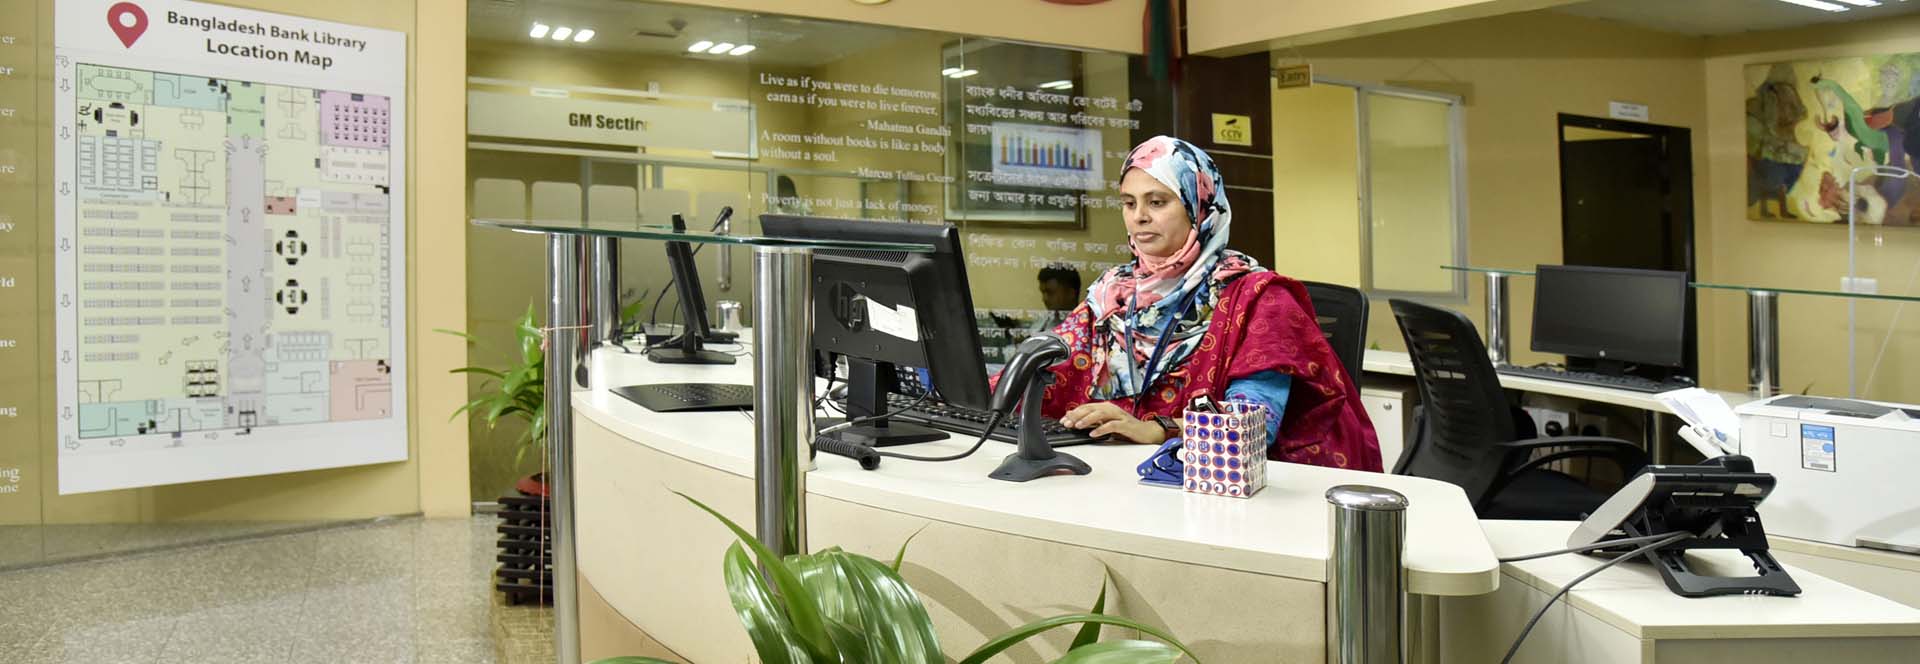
1269, 12, 1711, 368
1701, 15, 1920, 401
6, 0, 469, 526
1189, 0, 1579, 55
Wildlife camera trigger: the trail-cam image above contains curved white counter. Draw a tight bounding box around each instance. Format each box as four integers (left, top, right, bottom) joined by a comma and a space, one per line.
569, 347, 1495, 663
569, 347, 1920, 663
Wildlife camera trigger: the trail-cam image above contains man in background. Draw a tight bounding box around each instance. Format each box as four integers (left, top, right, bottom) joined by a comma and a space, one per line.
1033, 263, 1082, 332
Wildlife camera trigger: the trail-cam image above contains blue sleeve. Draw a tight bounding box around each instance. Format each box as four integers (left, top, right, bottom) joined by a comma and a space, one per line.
1224, 371, 1290, 442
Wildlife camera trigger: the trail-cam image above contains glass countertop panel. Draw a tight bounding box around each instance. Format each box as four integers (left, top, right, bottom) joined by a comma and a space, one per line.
1691, 282, 1920, 303
1440, 265, 1537, 276
471, 218, 934, 252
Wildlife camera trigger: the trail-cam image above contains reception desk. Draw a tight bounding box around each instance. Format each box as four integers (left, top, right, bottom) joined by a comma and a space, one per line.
569, 347, 1920, 663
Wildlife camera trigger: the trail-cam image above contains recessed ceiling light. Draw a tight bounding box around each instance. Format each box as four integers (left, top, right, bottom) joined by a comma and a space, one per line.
728, 44, 755, 56
551, 26, 573, 40
1040, 80, 1072, 90
1833, 0, 1881, 5
529, 22, 550, 39
688, 40, 714, 53
708, 42, 736, 54
941, 67, 962, 76
950, 69, 979, 79
573, 29, 595, 43
1773, 0, 1850, 10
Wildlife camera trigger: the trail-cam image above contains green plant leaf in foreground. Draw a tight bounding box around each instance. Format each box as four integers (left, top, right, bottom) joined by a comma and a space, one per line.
788, 547, 943, 663
723, 542, 812, 664
1069, 576, 1110, 651
958, 614, 1197, 664
1052, 640, 1185, 663
676, 491, 840, 662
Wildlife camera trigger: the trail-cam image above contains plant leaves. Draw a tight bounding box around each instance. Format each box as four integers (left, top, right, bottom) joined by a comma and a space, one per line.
722, 542, 812, 664
957, 614, 1197, 664
786, 548, 943, 664
586, 658, 681, 664
891, 524, 929, 573
434, 327, 480, 343
450, 366, 507, 379
676, 492, 840, 662
1069, 575, 1109, 651
1050, 640, 1184, 664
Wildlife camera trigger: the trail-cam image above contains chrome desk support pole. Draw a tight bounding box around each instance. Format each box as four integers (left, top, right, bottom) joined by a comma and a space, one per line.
1748, 290, 1780, 398
717, 215, 733, 293
754, 246, 814, 557
589, 237, 620, 346
1485, 272, 1510, 365
1327, 485, 1409, 664
546, 234, 588, 664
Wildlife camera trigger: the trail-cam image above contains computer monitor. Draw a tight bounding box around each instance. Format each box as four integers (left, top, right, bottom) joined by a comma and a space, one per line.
647, 214, 736, 365
1531, 265, 1688, 372
759, 215, 991, 447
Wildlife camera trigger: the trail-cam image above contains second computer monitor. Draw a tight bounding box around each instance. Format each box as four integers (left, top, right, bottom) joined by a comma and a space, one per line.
1531, 264, 1688, 369
758, 215, 992, 411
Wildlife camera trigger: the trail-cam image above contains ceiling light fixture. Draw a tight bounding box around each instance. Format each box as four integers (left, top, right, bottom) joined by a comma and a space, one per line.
728, 44, 756, 56
529, 22, 550, 39
708, 42, 736, 54
1773, 0, 1851, 10
551, 26, 573, 40
1040, 80, 1072, 90
949, 69, 979, 79
688, 40, 714, 52
941, 67, 962, 76
1833, 0, 1881, 5
573, 29, 595, 43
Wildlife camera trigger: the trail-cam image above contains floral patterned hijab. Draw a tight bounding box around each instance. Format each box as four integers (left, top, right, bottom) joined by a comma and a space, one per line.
1084, 136, 1262, 400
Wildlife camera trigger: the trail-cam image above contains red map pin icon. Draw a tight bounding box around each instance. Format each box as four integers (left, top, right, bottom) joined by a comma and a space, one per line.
107, 3, 148, 48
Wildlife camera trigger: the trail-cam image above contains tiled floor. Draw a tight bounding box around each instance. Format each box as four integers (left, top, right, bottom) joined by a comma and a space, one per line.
0, 516, 508, 663
0, 521, 340, 570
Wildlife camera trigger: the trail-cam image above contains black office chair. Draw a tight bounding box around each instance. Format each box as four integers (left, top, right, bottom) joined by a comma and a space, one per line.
1387, 299, 1647, 521
1301, 281, 1368, 383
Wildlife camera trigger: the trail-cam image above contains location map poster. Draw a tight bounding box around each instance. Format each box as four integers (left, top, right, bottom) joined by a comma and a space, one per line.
53, 0, 407, 493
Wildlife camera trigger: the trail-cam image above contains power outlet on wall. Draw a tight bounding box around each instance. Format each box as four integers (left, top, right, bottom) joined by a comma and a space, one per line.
1524, 407, 1572, 437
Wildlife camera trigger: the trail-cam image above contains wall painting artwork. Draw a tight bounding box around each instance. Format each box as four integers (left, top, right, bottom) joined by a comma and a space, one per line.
1746, 53, 1920, 226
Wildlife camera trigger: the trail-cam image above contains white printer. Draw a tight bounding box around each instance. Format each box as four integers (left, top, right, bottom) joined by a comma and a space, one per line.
1736, 395, 1920, 553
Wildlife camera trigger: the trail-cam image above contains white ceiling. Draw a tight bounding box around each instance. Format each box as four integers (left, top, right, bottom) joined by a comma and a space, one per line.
1556, 0, 1920, 36
467, 0, 916, 68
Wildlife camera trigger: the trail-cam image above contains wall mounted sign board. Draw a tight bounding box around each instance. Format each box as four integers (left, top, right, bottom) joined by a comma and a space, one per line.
53, 0, 409, 493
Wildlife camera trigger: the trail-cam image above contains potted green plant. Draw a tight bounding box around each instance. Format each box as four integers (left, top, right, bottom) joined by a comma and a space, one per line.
442, 302, 548, 488
592, 493, 1200, 664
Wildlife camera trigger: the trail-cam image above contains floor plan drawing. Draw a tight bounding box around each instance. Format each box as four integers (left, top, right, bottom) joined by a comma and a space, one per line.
64, 64, 396, 445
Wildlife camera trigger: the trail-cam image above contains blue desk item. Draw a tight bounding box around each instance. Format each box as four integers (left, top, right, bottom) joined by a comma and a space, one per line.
1137, 437, 1185, 487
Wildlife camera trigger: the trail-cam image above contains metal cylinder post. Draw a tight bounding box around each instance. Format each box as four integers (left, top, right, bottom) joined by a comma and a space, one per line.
589, 237, 620, 346
1748, 290, 1780, 398
1326, 485, 1409, 664
546, 234, 589, 664
753, 247, 815, 557
1485, 272, 1510, 366
716, 214, 733, 293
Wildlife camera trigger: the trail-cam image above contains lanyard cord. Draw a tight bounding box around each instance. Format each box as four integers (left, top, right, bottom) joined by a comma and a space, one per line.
1124, 284, 1201, 415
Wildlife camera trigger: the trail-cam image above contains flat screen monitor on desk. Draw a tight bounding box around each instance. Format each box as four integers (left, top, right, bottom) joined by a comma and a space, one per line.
759, 215, 991, 447
1531, 265, 1688, 379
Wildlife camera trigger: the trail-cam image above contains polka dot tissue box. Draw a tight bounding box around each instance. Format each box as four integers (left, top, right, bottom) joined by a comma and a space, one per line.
1182, 402, 1271, 499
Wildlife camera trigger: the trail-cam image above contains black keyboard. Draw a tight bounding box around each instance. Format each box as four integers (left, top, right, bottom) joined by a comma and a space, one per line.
613, 383, 754, 413
876, 393, 1103, 447
1496, 365, 1692, 394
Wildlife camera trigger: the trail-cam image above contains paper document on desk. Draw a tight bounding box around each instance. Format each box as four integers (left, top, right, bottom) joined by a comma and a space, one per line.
1659, 388, 1741, 456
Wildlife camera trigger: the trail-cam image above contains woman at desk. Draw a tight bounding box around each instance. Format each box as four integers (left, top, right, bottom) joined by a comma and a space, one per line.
1043, 136, 1382, 472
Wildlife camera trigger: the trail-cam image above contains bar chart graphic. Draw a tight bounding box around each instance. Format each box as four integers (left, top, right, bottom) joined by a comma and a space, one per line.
990, 122, 1104, 190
